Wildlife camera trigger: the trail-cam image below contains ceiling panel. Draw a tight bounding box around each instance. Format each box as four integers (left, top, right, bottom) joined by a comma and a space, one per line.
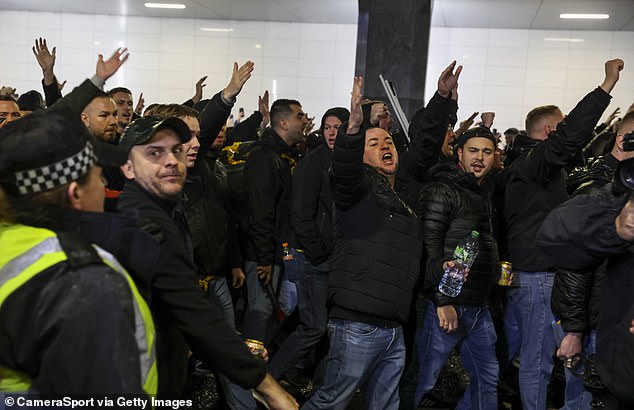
0, 0, 632, 30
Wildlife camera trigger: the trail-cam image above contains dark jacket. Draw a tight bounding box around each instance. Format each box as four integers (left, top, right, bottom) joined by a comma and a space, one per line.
551, 154, 618, 333
418, 160, 499, 307
535, 185, 634, 405
327, 127, 422, 327
181, 91, 241, 275
291, 143, 334, 265
117, 180, 266, 396
504, 87, 612, 272
244, 128, 296, 265
395, 92, 453, 208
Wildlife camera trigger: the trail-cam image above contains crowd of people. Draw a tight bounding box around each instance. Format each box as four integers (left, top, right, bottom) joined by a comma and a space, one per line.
0, 37, 632, 410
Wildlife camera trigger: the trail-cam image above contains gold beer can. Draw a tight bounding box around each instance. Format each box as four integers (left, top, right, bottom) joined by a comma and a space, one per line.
498, 261, 512, 286
245, 339, 265, 359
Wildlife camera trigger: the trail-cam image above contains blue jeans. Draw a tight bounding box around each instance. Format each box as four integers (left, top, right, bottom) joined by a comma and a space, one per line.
506, 271, 557, 410
304, 319, 405, 410
414, 302, 499, 409
243, 261, 281, 344
268, 255, 329, 379
208, 276, 257, 410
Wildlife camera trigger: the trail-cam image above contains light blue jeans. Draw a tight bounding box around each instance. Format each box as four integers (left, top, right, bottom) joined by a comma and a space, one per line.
506, 271, 557, 410
304, 319, 405, 410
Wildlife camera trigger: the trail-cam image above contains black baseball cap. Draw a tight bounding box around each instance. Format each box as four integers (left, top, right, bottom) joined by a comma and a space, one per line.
0, 108, 127, 195
454, 126, 497, 150
118, 116, 191, 153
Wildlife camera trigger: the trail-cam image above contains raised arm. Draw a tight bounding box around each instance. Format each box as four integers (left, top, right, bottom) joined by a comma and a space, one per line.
331, 76, 367, 210
403, 61, 461, 181
32, 38, 62, 107
50, 48, 129, 115
196, 61, 254, 162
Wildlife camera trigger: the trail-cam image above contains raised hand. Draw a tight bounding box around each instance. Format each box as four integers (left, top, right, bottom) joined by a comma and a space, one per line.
303, 115, 315, 136
223, 61, 255, 102
370, 102, 389, 126
348, 76, 364, 134
96, 47, 129, 82
0, 86, 17, 98
600, 58, 624, 94
192, 76, 207, 104
135, 92, 145, 115
259, 90, 270, 127
481, 112, 495, 129
455, 111, 479, 137
438, 60, 463, 98
32, 38, 57, 85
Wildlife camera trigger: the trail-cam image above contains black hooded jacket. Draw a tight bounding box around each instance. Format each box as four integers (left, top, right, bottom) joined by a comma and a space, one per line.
418, 160, 499, 307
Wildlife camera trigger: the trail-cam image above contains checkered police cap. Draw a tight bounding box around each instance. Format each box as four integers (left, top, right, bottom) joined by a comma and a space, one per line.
0, 108, 127, 196
14, 141, 96, 195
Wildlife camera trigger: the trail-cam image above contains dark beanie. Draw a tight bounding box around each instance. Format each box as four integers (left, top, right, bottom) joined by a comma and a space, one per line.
454, 126, 497, 150
320, 107, 350, 132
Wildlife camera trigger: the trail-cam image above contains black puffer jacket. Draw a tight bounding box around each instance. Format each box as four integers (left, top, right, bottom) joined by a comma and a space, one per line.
328, 127, 422, 327
418, 160, 499, 307
551, 154, 618, 333
566, 153, 618, 196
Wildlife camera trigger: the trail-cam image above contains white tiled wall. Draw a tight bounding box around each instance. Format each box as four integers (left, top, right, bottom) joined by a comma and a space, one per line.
0, 10, 632, 131
426, 27, 634, 133
0, 11, 357, 123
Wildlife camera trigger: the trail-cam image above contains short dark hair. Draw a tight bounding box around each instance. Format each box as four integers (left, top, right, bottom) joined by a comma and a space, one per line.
108, 87, 132, 97
0, 95, 18, 103
144, 104, 199, 120
525, 105, 561, 136
270, 99, 301, 128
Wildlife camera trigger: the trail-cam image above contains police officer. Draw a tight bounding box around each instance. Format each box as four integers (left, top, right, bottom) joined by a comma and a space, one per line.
0, 109, 156, 395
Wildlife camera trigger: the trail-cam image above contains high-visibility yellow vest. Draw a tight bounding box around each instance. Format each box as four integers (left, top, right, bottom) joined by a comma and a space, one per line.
0, 223, 157, 395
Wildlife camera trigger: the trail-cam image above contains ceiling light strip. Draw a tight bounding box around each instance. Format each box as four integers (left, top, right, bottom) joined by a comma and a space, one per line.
559, 13, 609, 19
544, 37, 585, 43
144, 3, 186, 9
200, 28, 234, 32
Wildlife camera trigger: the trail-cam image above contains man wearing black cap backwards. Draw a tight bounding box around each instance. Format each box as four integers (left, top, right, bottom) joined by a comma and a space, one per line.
116, 116, 297, 408
413, 126, 501, 409
0, 109, 157, 395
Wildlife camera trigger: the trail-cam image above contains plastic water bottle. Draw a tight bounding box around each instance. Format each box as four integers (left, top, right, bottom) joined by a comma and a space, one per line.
438, 230, 480, 297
